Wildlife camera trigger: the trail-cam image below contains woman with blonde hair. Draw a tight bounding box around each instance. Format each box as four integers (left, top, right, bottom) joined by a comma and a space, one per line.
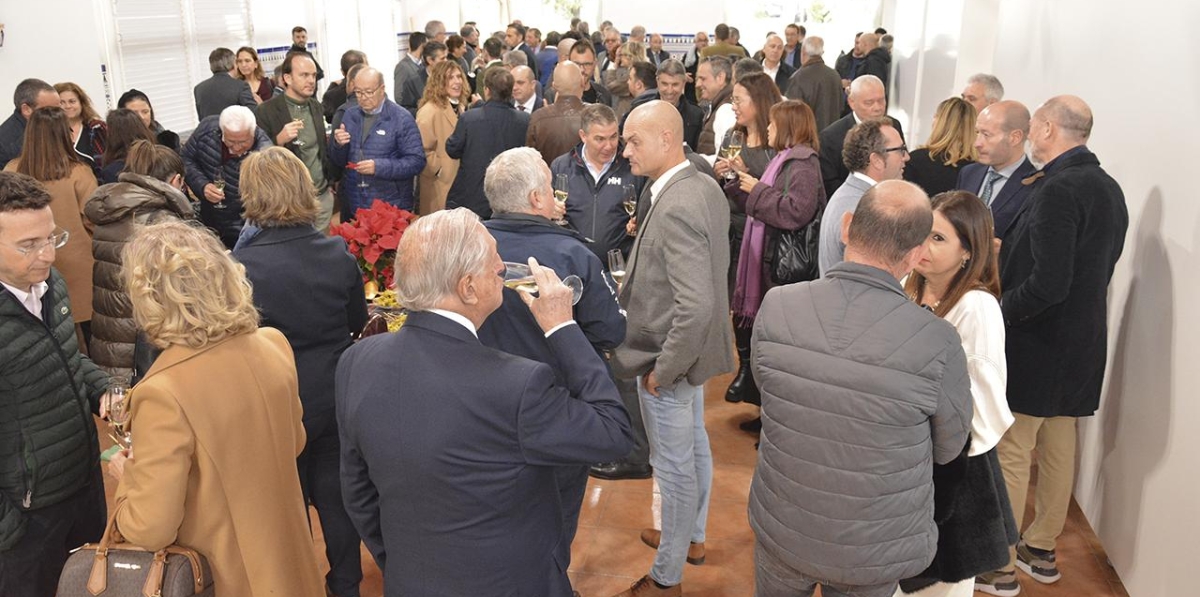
55, 82, 107, 174
234, 46, 273, 103
108, 219, 324, 597
4, 106, 98, 342
416, 60, 468, 214
232, 146, 368, 597
903, 96, 978, 195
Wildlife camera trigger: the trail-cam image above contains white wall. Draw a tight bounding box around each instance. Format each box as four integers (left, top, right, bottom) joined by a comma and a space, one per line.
889, 1, 1199, 595
0, 0, 107, 112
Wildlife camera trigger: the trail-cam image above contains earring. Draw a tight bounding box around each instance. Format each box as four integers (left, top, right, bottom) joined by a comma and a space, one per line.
961, 258, 969, 269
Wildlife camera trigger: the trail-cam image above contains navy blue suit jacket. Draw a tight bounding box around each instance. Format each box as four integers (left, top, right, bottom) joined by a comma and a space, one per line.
956, 157, 1038, 239
336, 311, 632, 597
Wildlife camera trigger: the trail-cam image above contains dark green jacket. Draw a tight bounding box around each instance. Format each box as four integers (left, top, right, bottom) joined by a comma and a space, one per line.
0, 269, 108, 549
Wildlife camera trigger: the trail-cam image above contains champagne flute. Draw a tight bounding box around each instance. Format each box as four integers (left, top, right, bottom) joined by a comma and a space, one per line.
290, 103, 307, 147
211, 170, 227, 210
607, 250, 627, 285
105, 377, 132, 448
723, 130, 745, 181
354, 148, 370, 190
503, 261, 582, 305
552, 173, 570, 226
621, 184, 637, 217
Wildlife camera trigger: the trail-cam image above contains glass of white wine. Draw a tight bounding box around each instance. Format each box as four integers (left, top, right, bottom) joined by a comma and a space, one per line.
723, 130, 745, 181
211, 170, 227, 210
105, 377, 132, 448
607, 250, 627, 286
503, 261, 582, 305
552, 173, 570, 226
621, 184, 637, 217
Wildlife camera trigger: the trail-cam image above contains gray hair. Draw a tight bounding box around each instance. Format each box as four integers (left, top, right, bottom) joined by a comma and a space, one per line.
967, 73, 1004, 103
656, 58, 687, 79
209, 47, 236, 73
394, 208, 491, 311
802, 36, 825, 57
502, 50, 529, 67
732, 57, 763, 82
849, 74, 884, 97
424, 20, 446, 38
485, 148, 548, 215
702, 55, 733, 85
880, 34, 894, 52
219, 105, 257, 133
13, 78, 54, 110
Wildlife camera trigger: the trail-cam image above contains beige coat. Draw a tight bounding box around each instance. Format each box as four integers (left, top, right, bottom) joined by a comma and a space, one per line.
114, 328, 323, 597
415, 101, 461, 215
3, 161, 96, 321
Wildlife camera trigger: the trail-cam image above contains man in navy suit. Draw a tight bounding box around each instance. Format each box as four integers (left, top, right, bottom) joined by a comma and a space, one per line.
336, 208, 633, 597
956, 100, 1036, 238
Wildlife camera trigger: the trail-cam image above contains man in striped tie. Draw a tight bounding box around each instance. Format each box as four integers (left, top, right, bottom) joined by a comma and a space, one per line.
956, 100, 1037, 238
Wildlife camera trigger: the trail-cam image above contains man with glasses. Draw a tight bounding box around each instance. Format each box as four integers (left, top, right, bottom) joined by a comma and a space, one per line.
817, 74, 905, 197
330, 67, 425, 216
0, 172, 111, 597
817, 118, 909, 275
568, 41, 614, 107
181, 105, 272, 248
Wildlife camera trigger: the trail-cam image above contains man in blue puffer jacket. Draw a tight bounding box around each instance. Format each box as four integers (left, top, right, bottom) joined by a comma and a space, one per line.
329, 67, 426, 218
181, 106, 273, 248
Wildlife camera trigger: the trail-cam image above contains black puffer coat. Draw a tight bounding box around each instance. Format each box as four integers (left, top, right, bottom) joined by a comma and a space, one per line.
0, 270, 109, 549
84, 173, 194, 377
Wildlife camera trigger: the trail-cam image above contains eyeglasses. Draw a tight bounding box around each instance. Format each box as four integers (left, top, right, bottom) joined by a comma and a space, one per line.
354, 86, 383, 98
3, 229, 69, 257
883, 145, 909, 155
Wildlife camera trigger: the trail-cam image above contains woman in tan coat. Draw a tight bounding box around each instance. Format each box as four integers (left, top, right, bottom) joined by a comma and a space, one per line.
415, 60, 467, 215
4, 106, 98, 335
107, 220, 324, 597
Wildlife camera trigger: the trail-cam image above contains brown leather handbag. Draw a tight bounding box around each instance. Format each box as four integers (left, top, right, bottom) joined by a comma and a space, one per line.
57, 515, 214, 596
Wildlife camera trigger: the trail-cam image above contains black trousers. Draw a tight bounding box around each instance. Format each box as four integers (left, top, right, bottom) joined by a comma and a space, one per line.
298, 419, 363, 597
0, 466, 106, 597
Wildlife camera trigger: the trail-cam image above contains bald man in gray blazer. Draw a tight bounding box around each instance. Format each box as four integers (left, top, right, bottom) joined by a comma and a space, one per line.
610, 101, 734, 597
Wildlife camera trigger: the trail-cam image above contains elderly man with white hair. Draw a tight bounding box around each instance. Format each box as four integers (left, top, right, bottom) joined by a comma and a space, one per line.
337, 207, 632, 597
181, 104, 272, 247
961, 73, 1005, 113
817, 74, 905, 197
784, 36, 844, 130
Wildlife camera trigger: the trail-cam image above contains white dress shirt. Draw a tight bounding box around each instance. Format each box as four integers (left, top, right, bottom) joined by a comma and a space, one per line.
2, 280, 48, 320
649, 159, 691, 206
429, 309, 478, 337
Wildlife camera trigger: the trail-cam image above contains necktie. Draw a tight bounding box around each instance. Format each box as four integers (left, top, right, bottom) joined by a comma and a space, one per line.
517, 104, 526, 112
980, 169, 1004, 206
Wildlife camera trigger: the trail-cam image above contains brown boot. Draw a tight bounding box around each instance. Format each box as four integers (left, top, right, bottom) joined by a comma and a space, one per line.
611, 575, 682, 597
639, 528, 706, 565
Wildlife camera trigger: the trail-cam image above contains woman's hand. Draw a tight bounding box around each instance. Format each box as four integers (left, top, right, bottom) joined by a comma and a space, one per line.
737, 171, 759, 193
108, 448, 131, 482
713, 158, 732, 177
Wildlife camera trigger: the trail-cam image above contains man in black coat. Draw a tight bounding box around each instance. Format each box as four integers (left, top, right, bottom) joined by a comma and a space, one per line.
818, 74, 905, 198
322, 49, 367, 124
656, 59, 704, 150
955, 100, 1036, 239
857, 33, 892, 93
760, 34, 796, 93
181, 106, 272, 248
194, 47, 258, 120
0, 79, 58, 168
289, 26, 324, 82
506, 23, 540, 81
445, 68, 530, 218
983, 95, 1128, 594
568, 41, 614, 107
336, 209, 632, 597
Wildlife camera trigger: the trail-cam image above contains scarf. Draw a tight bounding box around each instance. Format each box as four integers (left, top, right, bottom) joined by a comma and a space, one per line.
731, 149, 790, 326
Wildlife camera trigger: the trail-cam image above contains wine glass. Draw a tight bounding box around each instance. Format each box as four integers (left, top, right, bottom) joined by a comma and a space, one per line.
211, 170, 227, 210
502, 261, 582, 305
354, 148, 370, 190
621, 184, 637, 218
723, 130, 745, 181
607, 250, 627, 286
289, 103, 307, 147
105, 377, 132, 448
552, 173, 570, 226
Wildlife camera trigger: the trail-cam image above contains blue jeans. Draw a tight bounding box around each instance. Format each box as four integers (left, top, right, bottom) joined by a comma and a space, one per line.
637, 377, 712, 586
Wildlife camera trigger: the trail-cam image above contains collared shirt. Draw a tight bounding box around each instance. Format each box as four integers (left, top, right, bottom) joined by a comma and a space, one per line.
786, 45, 800, 65
851, 171, 878, 187
763, 61, 780, 81
516, 94, 538, 113
2, 280, 48, 320
428, 308, 478, 338
978, 158, 1024, 201
649, 159, 690, 206
581, 144, 616, 182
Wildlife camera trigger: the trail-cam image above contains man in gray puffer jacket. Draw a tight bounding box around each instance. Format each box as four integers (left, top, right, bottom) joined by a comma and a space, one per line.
749, 180, 973, 597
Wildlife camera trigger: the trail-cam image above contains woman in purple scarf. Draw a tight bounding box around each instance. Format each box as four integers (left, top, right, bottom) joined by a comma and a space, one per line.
725, 100, 826, 431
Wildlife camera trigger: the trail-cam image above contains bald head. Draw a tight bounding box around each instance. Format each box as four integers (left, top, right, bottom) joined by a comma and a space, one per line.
552, 61, 584, 97
844, 180, 933, 276
511, 65, 536, 103
1029, 95, 1093, 165
353, 66, 385, 89
982, 100, 1030, 135
860, 33, 880, 51
557, 38, 577, 61
622, 100, 685, 179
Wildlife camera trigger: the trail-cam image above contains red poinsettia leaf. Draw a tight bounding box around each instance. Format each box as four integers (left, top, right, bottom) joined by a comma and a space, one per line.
363, 243, 384, 266
377, 232, 401, 251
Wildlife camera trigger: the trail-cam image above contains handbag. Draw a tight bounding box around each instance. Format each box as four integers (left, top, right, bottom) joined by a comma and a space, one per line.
766, 163, 826, 285
57, 514, 214, 597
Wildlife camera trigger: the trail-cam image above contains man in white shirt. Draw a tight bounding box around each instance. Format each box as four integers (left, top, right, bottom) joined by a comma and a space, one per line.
818, 118, 910, 275
694, 56, 735, 159
511, 65, 543, 114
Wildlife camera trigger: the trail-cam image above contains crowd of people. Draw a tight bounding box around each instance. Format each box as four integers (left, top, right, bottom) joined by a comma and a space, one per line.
0, 12, 1129, 597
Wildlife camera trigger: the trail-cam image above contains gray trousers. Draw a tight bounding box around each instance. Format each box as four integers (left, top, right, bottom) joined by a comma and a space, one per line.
755, 540, 898, 597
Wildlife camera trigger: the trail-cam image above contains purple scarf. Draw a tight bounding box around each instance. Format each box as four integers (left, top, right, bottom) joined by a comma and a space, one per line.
732, 149, 791, 325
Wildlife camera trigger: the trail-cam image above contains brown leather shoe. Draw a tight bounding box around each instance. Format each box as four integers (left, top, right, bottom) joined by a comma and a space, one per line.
639, 528, 706, 565
611, 575, 682, 597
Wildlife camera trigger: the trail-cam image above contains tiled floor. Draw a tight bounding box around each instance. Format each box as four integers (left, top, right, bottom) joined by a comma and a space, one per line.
100, 371, 1131, 596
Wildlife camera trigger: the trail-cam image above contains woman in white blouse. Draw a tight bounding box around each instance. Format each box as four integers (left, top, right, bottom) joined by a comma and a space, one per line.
900, 190, 1019, 597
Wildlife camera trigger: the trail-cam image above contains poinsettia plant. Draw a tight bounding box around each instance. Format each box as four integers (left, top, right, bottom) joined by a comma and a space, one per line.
331, 200, 417, 293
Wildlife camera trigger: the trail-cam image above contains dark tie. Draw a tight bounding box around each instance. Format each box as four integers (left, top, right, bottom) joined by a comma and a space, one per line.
517, 104, 526, 112
980, 169, 1004, 206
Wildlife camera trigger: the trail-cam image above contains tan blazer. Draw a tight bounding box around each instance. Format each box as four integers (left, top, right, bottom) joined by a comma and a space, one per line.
114, 328, 323, 597
3, 161, 96, 321
415, 101, 461, 215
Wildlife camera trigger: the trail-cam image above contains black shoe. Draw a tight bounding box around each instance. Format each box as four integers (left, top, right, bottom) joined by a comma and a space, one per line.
725, 362, 751, 403
589, 461, 654, 480
738, 416, 762, 433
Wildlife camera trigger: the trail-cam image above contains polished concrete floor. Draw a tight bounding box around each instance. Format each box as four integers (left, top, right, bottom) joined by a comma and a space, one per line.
101, 371, 1131, 596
